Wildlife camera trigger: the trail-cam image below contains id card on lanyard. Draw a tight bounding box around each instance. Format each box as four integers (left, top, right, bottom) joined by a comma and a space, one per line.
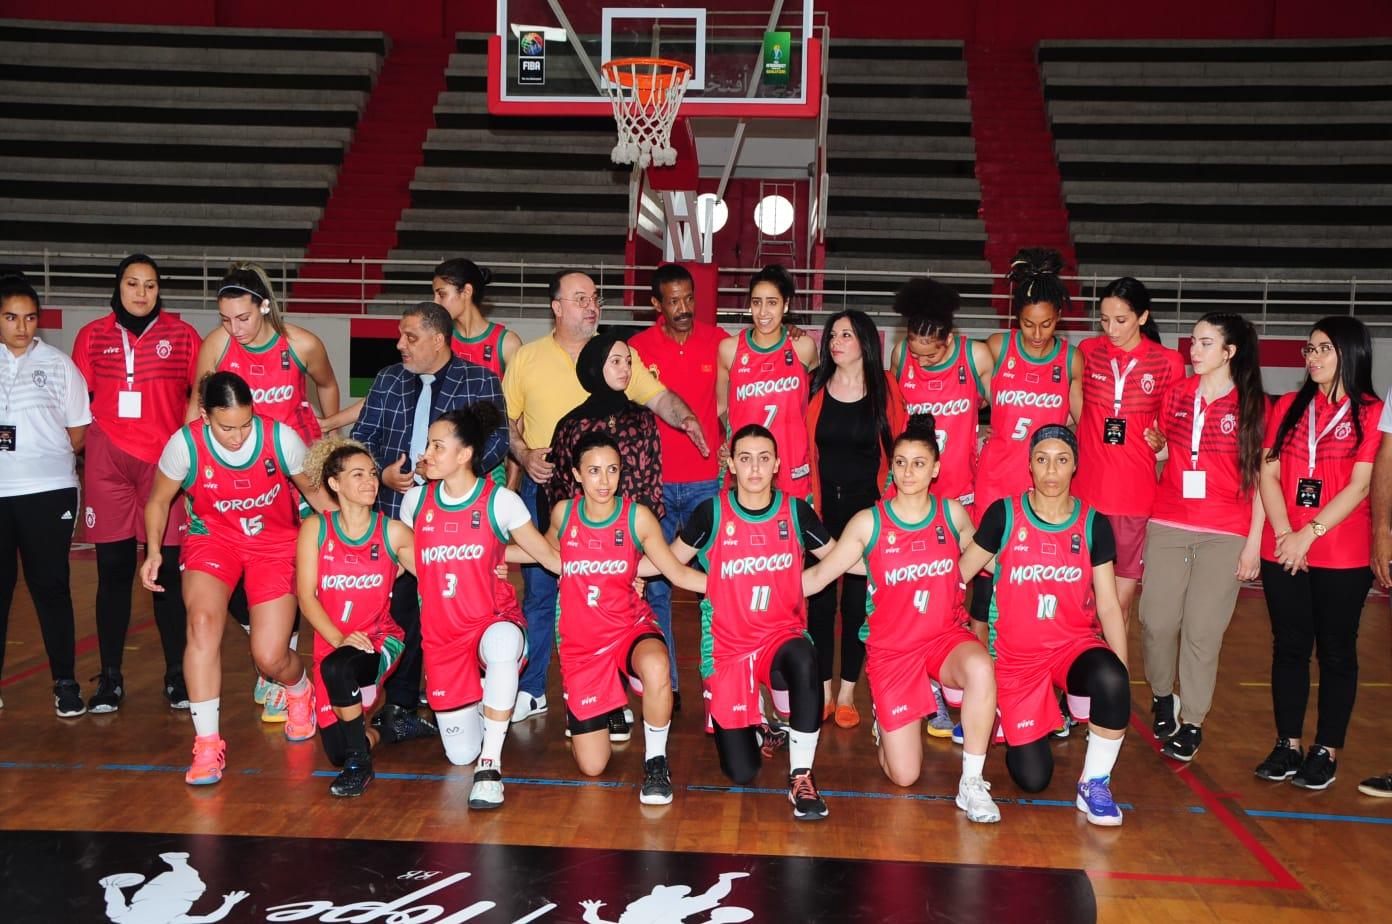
1183, 390, 1211, 499
118, 328, 142, 418
1297, 400, 1349, 508
1103, 356, 1137, 445
0, 349, 24, 451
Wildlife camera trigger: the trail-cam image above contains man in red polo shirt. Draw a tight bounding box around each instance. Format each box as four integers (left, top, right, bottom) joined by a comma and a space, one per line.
630, 264, 728, 708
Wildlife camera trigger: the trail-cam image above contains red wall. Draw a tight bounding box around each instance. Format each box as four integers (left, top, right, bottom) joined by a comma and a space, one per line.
4, 0, 1388, 40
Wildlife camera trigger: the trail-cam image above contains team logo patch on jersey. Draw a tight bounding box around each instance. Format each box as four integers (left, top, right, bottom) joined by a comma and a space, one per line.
1071, 534, 1082, 554
570, 526, 578, 538
31, 369, 47, 387
1017, 527, 1028, 543
886, 531, 896, 545
204, 466, 214, 480
1052, 366, 1062, 383
483, 345, 494, 362
614, 528, 625, 547
155, 339, 172, 359
740, 354, 749, 366
784, 349, 794, 366
778, 519, 789, 540
426, 509, 435, 523
370, 543, 381, 561
936, 525, 946, 544
1140, 373, 1155, 394
1007, 357, 1016, 370
1336, 420, 1353, 440
1221, 413, 1237, 435
725, 522, 736, 537
281, 351, 291, 370
471, 510, 481, 529
264, 459, 276, 477
327, 539, 335, 553
958, 366, 967, 384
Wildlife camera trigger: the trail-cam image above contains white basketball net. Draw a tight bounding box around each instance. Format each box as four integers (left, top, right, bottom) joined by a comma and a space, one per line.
601, 58, 691, 169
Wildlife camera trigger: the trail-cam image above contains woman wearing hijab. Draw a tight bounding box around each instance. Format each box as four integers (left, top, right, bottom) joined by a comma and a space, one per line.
71, 254, 202, 713
543, 334, 665, 529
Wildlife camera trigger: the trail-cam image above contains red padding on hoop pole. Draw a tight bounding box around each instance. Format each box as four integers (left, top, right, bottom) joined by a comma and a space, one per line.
677, 261, 719, 327
646, 118, 699, 191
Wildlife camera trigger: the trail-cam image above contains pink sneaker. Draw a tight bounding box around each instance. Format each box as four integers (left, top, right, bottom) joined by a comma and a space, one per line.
284, 684, 317, 742
185, 734, 226, 786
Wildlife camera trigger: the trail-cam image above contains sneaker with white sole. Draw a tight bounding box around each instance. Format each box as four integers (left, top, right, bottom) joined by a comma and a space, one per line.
956, 775, 1001, 823
608, 708, 632, 742
261, 683, 288, 723
1151, 693, 1180, 740
511, 692, 547, 724
1289, 745, 1337, 791
640, 755, 674, 805
788, 768, 828, 820
86, 669, 123, 714
1076, 776, 1123, 826
55, 679, 86, 718
469, 759, 504, 809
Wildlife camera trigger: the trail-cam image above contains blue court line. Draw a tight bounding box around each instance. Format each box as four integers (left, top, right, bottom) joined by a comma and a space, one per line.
1245, 809, 1392, 826
0, 761, 84, 770
99, 764, 260, 775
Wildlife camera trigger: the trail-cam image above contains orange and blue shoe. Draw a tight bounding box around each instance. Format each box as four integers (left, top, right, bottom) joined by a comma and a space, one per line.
284, 684, 317, 742
253, 674, 272, 705
185, 734, 226, 786
261, 683, 288, 724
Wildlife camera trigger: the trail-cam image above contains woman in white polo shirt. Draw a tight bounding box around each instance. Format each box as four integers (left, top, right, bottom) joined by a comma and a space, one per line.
0, 274, 93, 717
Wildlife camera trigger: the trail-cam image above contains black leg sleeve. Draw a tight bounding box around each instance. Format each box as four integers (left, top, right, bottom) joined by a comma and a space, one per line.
1006, 737, 1054, 793
712, 720, 763, 784
320, 646, 381, 708
1065, 646, 1131, 731
384, 572, 423, 710
770, 636, 823, 733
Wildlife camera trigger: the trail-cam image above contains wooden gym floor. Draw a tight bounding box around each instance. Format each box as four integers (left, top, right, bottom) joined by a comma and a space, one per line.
1, 555, 1389, 922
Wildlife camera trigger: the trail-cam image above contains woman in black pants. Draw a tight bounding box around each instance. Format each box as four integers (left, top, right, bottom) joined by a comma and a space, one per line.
1255, 317, 1381, 791
0, 275, 92, 716
804, 310, 906, 728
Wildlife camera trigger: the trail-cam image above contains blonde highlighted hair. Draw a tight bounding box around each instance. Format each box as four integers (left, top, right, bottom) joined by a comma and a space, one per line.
303, 436, 372, 497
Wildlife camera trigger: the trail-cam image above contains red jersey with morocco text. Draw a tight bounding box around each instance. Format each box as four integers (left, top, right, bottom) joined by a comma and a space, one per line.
311, 511, 402, 665
861, 497, 970, 654
695, 490, 806, 678
555, 498, 648, 655
1151, 375, 1251, 537
451, 322, 509, 378
412, 480, 520, 649
179, 416, 299, 545
988, 494, 1101, 665
895, 336, 985, 503
975, 333, 1074, 519
1073, 335, 1184, 517
728, 330, 811, 494
216, 332, 321, 444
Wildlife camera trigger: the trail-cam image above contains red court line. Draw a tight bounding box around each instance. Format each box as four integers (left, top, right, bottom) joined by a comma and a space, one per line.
1092, 869, 1298, 889
1124, 712, 1303, 891
0, 619, 154, 688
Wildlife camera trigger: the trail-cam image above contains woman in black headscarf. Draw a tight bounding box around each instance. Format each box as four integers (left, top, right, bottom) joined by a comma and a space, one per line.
542, 334, 664, 531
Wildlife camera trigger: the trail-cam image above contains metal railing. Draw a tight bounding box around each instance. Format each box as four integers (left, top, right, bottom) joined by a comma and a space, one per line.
5, 247, 1391, 335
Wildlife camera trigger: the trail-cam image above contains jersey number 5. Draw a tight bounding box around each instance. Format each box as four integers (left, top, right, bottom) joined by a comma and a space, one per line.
1011, 417, 1033, 441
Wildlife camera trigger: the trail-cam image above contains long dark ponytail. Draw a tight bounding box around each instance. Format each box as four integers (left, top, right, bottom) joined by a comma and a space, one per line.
1197, 312, 1264, 493
1266, 316, 1376, 462
1101, 277, 1162, 344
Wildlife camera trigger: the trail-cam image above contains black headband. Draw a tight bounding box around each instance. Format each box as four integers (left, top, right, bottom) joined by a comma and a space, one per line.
1030, 424, 1078, 454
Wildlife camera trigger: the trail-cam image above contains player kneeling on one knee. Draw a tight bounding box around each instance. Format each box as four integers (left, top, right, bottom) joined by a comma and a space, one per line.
803, 414, 1001, 823
958, 424, 1131, 827
400, 403, 561, 810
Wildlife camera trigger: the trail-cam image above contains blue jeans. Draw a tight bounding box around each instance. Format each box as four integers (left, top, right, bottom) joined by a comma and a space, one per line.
518, 477, 559, 699
644, 478, 722, 692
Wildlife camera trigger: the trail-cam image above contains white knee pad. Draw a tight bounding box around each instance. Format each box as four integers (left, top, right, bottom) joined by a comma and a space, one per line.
437, 705, 483, 766
479, 622, 525, 713
1066, 694, 1091, 723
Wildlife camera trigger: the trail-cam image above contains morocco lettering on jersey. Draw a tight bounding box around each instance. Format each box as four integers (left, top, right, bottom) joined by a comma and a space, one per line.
728, 330, 811, 489
907, 396, 973, 418
180, 416, 298, 543
883, 558, 955, 585
719, 552, 795, 578
896, 336, 983, 502
213, 482, 282, 514
320, 572, 386, 591
862, 498, 967, 653
1007, 564, 1084, 583
994, 390, 1065, 409
419, 543, 488, 565
734, 376, 802, 401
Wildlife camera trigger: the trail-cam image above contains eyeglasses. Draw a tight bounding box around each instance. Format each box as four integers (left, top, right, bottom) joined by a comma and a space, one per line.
1300, 343, 1335, 357
558, 293, 604, 309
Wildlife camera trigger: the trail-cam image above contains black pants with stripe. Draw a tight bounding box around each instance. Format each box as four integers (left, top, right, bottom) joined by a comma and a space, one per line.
0, 488, 78, 682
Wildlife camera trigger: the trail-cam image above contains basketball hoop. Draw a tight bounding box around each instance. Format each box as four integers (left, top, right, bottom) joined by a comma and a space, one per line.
600, 57, 691, 169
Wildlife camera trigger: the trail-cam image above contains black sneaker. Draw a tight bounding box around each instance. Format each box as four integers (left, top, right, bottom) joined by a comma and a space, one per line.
164, 671, 190, 710
608, 709, 632, 743
329, 754, 374, 797
1162, 723, 1202, 762
788, 768, 828, 820
1358, 772, 1392, 798
756, 721, 788, 758
1151, 693, 1180, 740
371, 703, 439, 744
1254, 738, 1303, 781
1290, 745, 1337, 791
87, 668, 124, 714
54, 679, 86, 718
640, 755, 674, 805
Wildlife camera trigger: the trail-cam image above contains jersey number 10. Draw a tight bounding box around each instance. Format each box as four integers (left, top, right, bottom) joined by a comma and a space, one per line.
1036, 593, 1058, 620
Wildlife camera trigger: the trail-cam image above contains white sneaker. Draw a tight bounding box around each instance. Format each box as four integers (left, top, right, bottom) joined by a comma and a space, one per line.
468, 759, 504, 810
955, 775, 1001, 824
511, 692, 547, 724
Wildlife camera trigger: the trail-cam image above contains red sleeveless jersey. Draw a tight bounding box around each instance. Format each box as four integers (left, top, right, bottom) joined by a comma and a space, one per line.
728, 330, 811, 494
412, 480, 516, 648
895, 336, 985, 503
555, 498, 646, 655
862, 497, 970, 654
695, 490, 806, 677
988, 494, 1101, 665
217, 332, 320, 444
311, 512, 402, 664
180, 416, 299, 545
975, 333, 1074, 517
451, 322, 509, 378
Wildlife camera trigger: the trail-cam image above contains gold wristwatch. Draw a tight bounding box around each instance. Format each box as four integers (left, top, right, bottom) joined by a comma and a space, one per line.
1310, 520, 1328, 538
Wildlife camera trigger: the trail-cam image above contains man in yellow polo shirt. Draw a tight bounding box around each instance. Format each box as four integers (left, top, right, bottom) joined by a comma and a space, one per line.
504, 268, 709, 721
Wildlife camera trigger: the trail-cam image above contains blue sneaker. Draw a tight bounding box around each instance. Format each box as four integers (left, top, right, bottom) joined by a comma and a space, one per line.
950, 723, 964, 745
1076, 777, 1123, 826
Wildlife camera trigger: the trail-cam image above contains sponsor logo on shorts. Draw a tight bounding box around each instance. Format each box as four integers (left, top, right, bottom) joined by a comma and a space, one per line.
995, 390, 1064, 409
420, 544, 487, 564
734, 377, 801, 401
719, 553, 793, 578
581, 695, 598, 706
213, 482, 282, 513
1008, 564, 1083, 583
891, 704, 909, 716
1016, 718, 1035, 729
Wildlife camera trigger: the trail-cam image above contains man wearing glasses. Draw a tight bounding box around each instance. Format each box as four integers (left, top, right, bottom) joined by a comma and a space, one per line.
503, 268, 709, 721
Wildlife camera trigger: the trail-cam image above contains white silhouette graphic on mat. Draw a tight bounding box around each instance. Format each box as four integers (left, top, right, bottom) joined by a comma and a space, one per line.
580, 871, 753, 923
98, 851, 249, 923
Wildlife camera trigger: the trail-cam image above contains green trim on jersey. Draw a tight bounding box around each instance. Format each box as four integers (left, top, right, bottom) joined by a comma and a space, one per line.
380, 512, 400, 566
484, 483, 509, 545
1020, 492, 1082, 533
859, 505, 884, 646
921, 334, 961, 374
742, 327, 788, 355
985, 500, 1015, 657
695, 496, 724, 679
269, 420, 290, 477
315, 513, 327, 547
553, 499, 576, 650
205, 417, 264, 471
883, 495, 937, 532
627, 499, 644, 555
965, 338, 988, 400
178, 427, 199, 492
577, 496, 622, 529
1012, 330, 1064, 366
329, 510, 376, 547
376, 634, 405, 682
431, 477, 484, 512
